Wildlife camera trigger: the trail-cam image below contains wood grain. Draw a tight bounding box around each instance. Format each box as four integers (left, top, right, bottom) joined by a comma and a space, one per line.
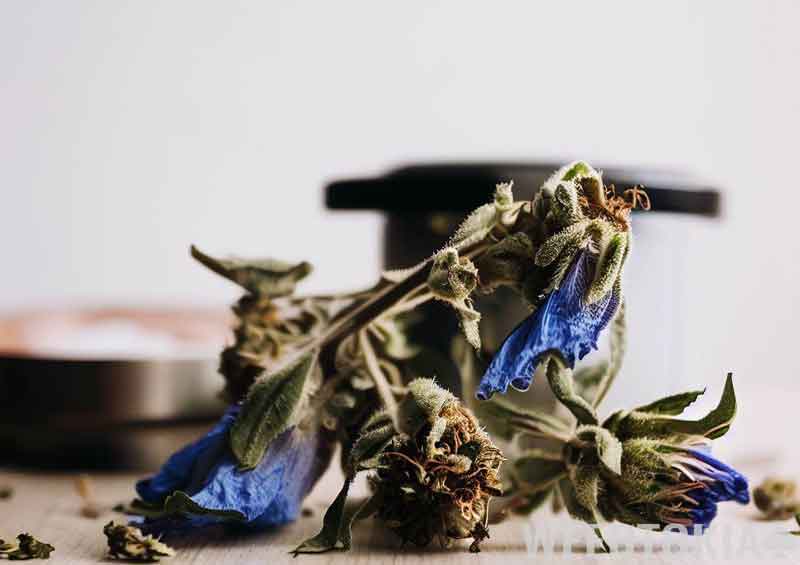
0, 462, 796, 565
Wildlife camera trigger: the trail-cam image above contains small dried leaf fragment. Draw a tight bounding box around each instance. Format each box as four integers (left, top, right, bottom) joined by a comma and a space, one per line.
104, 522, 174, 562
0, 533, 55, 560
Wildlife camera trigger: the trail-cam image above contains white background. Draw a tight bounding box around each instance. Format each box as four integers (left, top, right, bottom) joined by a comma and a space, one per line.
1, 2, 798, 455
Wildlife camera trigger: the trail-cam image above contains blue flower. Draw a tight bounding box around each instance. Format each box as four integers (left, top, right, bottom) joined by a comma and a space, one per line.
135, 405, 332, 533
629, 447, 750, 534
477, 249, 620, 400
669, 449, 750, 532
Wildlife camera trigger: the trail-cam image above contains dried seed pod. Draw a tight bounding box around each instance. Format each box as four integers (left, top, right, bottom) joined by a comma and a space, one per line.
753, 477, 800, 520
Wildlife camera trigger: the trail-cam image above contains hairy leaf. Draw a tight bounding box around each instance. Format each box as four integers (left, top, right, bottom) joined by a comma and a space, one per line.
586, 232, 627, 304
191, 245, 311, 297
292, 482, 380, 554
634, 389, 706, 416
576, 426, 623, 476
347, 411, 395, 473
615, 373, 736, 440
230, 350, 318, 469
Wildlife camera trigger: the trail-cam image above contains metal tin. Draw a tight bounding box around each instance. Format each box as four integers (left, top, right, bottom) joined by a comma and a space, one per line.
0, 308, 229, 468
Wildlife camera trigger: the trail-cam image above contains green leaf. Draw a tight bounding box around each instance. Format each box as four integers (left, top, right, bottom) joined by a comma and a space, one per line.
292, 478, 353, 554
634, 389, 706, 416
558, 477, 596, 525
347, 411, 395, 473
576, 426, 623, 476
476, 397, 570, 441
616, 373, 737, 440
535, 222, 587, 267
292, 482, 381, 555
586, 233, 627, 304
545, 355, 598, 426
230, 350, 318, 470
191, 245, 311, 297
559, 473, 610, 553
293, 411, 392, 555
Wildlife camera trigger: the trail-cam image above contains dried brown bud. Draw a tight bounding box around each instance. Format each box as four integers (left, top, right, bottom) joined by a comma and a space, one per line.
374, 382, 503, 551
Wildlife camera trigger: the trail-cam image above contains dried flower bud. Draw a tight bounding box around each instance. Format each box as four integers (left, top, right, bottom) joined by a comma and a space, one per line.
558, 375, 749, 538
373, 379, 503, 552
427, 248, 478, 302
753, 477, 800, 520
104, 522, 175, 562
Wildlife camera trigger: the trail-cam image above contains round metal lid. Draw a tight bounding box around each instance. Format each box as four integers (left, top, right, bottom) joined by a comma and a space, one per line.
325, 162, 721, 217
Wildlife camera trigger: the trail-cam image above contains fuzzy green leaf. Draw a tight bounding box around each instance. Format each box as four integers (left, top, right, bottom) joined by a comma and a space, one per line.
535, 222, 586, 267
292, 479, 353, 554
576, 426, 623, 476
615, 373, 736, 440
348, 411, 395, 473
293, 411, 391, 555
230, 350, 318, 469
191, 245, 311, 297
292, 481, 381, 555
634, 389, 706, 416
586, 233, 627, 304
559, 473, 611, 553
558, 477, 596, 525
545, 355, 598, 426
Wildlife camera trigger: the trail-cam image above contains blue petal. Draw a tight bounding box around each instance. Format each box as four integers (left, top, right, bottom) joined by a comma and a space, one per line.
477, 249, 620, 400
188, 426, 330, 529
686, 492, 719, 533
685, 449, 750, 505
136, 405, 332, 533
137, 405, 241, 502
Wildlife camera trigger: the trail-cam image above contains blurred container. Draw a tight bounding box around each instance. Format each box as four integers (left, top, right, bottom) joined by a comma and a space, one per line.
0, 307, 229, 469
326, 163, 721, 410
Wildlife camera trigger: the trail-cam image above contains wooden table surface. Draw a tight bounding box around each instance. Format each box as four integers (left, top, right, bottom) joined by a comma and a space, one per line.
1, 460, 798, 565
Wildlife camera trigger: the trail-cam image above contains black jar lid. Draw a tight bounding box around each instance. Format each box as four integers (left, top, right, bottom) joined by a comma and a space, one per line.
326, 162, 720, 217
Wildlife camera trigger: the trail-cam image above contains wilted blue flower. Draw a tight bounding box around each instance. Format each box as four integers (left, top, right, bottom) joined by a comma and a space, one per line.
658, 447, 749, 531
135, 405, 332, 533
477, 249, 619, 400
584, 439, 750, 535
